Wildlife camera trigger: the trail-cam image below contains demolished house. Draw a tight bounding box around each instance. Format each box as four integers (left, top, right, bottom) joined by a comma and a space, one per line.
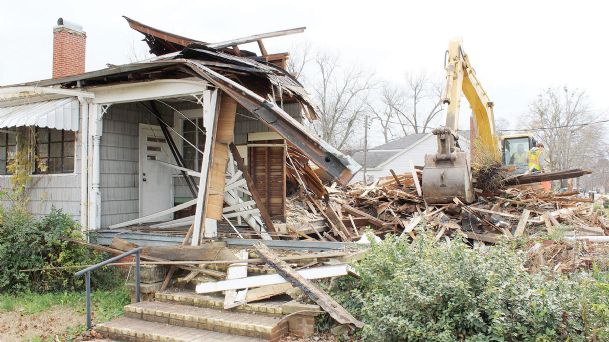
2, 17, 606, 341
0, 17, 359, 244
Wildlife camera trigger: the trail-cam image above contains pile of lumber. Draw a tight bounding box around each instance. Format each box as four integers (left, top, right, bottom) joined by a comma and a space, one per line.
281, 165, 605, 244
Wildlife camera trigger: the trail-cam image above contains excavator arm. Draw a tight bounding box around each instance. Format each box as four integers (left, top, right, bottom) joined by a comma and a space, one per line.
444, 39, 498, 154
422, 38, 499, 204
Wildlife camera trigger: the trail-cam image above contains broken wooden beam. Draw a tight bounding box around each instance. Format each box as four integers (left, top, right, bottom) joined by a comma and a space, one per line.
253, 241, 364, 328
504, 168, 592, 186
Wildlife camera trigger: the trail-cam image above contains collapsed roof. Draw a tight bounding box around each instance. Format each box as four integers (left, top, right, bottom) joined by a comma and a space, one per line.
7, 17, 360, 184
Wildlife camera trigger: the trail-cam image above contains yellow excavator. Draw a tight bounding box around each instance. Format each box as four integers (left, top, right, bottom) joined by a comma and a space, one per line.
422, 38, 533, 204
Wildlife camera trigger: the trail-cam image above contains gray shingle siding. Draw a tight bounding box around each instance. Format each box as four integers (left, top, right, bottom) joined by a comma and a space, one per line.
0, 129, 82, 222
99, 102, 173, 227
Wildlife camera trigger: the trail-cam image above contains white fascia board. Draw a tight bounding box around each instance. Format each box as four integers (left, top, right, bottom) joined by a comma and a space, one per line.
90, 79, 208, 105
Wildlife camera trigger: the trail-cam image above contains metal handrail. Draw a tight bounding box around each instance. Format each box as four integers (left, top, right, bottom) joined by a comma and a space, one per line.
75, 247, 143, 330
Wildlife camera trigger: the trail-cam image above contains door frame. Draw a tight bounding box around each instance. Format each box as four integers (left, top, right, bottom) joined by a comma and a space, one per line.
138, 123, 174, 218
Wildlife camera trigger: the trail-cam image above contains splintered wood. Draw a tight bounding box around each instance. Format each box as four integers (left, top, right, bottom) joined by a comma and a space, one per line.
281, 163, 606, 244
253, 242, 364, 328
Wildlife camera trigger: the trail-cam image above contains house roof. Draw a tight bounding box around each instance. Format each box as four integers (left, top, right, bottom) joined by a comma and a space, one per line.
370, 133, 429, 151
351, 133, 429, 168
351, 150, 400, 168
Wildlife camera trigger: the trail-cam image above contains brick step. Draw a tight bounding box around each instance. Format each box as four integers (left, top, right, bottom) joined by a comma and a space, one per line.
124, 301, 288, 341
95, 317, 264, 342
155, 290, 287, 316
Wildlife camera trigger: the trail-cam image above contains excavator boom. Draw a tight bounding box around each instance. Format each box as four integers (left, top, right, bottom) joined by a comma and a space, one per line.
422, 38, 499, 204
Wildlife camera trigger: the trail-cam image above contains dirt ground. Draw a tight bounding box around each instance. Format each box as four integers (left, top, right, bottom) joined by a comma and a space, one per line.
0, 306, 83, 341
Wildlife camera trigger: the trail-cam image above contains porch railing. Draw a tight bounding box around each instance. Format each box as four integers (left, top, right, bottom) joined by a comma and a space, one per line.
75, 247, 143, 330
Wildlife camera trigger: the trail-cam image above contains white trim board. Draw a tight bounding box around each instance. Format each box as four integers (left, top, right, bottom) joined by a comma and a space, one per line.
196, 264, 349, 293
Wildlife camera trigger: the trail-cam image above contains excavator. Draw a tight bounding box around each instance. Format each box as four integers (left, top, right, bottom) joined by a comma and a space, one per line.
422, 38, 534, 204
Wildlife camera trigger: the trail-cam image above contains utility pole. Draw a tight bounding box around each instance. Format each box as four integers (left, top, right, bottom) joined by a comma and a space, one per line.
363, 115, 368, 184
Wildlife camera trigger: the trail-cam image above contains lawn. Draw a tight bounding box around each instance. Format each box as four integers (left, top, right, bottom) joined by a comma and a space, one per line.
0, 287, 129, 341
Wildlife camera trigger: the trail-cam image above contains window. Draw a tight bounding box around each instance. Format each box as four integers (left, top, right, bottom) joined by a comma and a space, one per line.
182, 118, 205, 172
35, 128, 75, 174
0, 131, 16, 175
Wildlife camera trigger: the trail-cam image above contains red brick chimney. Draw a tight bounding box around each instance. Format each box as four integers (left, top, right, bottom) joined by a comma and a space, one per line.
53, 18, 86, 79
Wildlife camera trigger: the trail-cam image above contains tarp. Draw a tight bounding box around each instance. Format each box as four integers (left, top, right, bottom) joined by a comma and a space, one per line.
0, 97, 79, 131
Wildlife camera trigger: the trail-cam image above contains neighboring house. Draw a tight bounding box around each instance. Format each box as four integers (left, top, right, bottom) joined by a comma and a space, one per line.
0, 17, 358, 242
350, 133, 470, 183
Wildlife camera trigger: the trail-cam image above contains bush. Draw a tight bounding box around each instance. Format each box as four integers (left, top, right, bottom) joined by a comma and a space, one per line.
0, 206, 119, 292
329, 234, 609, 341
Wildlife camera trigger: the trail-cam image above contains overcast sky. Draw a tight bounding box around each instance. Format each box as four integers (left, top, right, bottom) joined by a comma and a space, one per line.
1, 0, 607, 142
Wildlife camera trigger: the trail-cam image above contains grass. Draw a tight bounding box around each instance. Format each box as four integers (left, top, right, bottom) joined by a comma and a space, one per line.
0, 287, 130, 341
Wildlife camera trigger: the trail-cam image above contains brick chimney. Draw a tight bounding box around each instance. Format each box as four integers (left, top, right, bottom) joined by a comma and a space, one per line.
53, 18, 86, 78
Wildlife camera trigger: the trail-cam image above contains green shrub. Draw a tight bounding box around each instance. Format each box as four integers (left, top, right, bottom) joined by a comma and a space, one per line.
0, 206, 120, 292
329, 234, 609, 341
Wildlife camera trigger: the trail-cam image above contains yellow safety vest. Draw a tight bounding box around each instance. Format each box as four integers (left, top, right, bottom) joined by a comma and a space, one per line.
528, 148, 541, 171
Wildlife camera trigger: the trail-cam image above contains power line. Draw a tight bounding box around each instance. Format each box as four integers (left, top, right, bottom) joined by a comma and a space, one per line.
369, 115, 609, 133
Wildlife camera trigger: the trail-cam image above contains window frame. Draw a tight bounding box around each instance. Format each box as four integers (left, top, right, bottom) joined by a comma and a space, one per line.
0, 130, 17, 175
34, 128, 76, 174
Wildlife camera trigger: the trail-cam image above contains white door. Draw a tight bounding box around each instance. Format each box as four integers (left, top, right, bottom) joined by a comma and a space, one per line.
139, 124, 173, 221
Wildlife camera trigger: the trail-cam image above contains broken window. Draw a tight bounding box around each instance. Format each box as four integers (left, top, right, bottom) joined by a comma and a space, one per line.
182, 118, 205, 172
35, 128, 75, 174
0, 130, 17, 175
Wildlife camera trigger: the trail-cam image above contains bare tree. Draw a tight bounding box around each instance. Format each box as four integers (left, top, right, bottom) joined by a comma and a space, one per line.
527, 87, 606, 172
383, 71, 444, 134
366, 83, 401, 143
302, 52, 374, 150
287, 42, 311, 82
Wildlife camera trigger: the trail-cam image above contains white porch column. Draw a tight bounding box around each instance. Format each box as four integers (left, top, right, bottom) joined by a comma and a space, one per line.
79, 97, 89, 231
88, 103, 104, 230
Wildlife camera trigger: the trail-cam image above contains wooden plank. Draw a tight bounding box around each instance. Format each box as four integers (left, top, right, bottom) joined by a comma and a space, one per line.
324, 204, 352, 241
110, 237, 138, 251
109, 199, 197, 229
463, 231, 503, 244
224, 178, 247, 192
192, 89, 219, 244
342, 204, 385, 228
542, 213, 554, 233
504, 168, 591, 185
209, 27, 306, 49
222, 200, 257, 213
400, 215, 422, 237
514, 209, 531, 237
410, 161, 422, 197
196, 264, 349, 293
389, 169, 403, 188
348, 214, 360, 237
245, 283, 293, 303
229, 143, 276, 232
224, 250, 248, 309
142, 243, 227, 261
223, 208, 260, 219
253, 242, 363, 328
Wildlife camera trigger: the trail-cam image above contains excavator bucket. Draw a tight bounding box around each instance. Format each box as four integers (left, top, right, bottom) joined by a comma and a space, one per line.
422, 128, 475, 204
422, 151, 474, 204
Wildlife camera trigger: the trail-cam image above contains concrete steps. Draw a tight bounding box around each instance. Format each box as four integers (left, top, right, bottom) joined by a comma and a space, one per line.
95, 290, 318, 341
95, 317, 265, 342
155, 291, 285, 316
122, 301, 288, 340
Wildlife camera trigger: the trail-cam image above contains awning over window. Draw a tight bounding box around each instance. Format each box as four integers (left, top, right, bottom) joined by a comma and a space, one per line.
0, 97, 79, 131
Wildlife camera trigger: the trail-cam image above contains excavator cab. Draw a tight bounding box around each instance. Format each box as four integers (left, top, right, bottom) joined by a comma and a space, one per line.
501, 134, 534, 175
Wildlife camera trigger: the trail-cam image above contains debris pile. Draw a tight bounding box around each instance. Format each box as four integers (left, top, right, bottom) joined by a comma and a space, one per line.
282, 164, 604, 245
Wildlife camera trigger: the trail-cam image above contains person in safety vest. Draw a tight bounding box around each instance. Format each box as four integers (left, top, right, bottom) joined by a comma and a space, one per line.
527, 142, 545, 173
510, 144, 528, 165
